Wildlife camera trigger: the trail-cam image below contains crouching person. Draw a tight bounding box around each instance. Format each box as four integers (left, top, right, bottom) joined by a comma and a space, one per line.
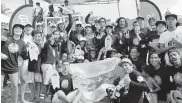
118, 58, 151, 103
52, 60, 83, 103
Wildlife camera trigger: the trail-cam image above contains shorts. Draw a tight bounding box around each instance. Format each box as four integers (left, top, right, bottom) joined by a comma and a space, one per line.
41, 64, 59, 85
1, 70, 18, 75
27, 72, 42, 83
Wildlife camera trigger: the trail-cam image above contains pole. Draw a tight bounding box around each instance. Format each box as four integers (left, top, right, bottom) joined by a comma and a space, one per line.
135, 0, 140, 17
25, 0, 27, 4
117, 0, 121, 17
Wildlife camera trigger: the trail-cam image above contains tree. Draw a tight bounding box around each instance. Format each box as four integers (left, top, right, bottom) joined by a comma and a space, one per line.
28, 0, 33, 5
1, 4, 12, 15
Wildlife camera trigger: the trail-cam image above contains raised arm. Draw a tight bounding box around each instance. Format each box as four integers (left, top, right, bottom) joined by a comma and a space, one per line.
66, 14, 73, 33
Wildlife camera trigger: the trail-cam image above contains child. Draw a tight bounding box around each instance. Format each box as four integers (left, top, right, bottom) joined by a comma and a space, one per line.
52, 60, 82, 103
142, 67, 161, 103
41, 34, 59, 102
27, 31, 44, 102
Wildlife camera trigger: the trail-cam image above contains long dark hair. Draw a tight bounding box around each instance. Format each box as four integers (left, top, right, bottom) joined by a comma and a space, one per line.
12, 26, 24, 39
115, 17, 128, 30
148, 52, 161, 67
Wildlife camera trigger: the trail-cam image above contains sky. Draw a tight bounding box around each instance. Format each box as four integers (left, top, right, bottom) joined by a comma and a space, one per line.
1, 0, 182, 21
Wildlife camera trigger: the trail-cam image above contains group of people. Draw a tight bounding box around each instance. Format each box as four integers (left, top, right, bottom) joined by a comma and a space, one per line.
1, 2, 182, 103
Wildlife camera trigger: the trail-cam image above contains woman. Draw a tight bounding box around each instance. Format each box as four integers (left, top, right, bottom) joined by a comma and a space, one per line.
1, 24, 29, 103
114, 17, 128, 34
142, 52, 169, 103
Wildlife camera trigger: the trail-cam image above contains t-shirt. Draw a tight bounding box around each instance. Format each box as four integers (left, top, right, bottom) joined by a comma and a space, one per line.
131, 58, 145, 72
159, 27, 182, 47
1, 37, 28, 73
59, 72, 74, 95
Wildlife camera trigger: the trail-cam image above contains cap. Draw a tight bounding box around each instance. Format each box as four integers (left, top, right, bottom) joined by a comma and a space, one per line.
85, 24, 91, 28
94, 19, 99, 23
136, 16, 144, 20
13, 24, 24, 29
75, 21, 82, 25
79, 37, 86, 42
155, 20, 166, 26
165, 11, 177, 20
36, 2, 40, 5
64, 0, 68, 2
106, 24, 113, 28
24, 24, 32, 27
118, 58, 132, 66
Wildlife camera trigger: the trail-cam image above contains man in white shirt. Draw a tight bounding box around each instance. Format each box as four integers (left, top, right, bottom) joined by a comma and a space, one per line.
158, 12, 182, 53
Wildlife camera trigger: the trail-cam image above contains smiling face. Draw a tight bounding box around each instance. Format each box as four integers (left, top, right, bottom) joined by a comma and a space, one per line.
169, 51, 181, 66
85, 26, 92, 34
58, 23, 65, 31
90, 51, 96, 59
130, 48, 139, 60
149, 53, 160, 67
34, 33, 42, 44
99, 18, 106, 28
106, 27, 112, 34
24, 26, 33, 35
13, 26, 23, 36
121, 62, 133, 74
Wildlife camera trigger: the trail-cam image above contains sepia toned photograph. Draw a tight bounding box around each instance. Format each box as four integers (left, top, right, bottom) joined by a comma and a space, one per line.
1, 0, 182, 103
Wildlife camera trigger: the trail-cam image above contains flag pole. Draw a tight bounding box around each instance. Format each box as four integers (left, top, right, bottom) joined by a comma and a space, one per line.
117, 0, 121, 17
135, 0, 140, 17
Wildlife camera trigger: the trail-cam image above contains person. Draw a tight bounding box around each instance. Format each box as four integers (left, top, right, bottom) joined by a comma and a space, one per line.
69, 20, 84, 45
52, 60, 82, 103
117, 58, 150, 103
33, 2, 43, 23
35, 22, 44, 33
114, 17, 128, 35
48, 22, 57, 35
129, 46, 145, 72
62, 0, 75, 15
158, 11, 182, 53
136, 16, 150, 36
142, 52, 170, 103
148, 20, 167, 52
142, 66, 161, 103
20, 24, 36, 102
148, 17, 157, 31
100, 24, 119, 50
88, 49, 97, 62
41, 34, 59, 102
165, 48, 182, 94
27, 31, 44, 102
1, 24, 29, 103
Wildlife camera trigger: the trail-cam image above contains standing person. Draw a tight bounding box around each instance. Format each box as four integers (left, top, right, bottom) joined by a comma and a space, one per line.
148, 20, 167, 52
148, 17, 157, 31
136, 16, 150, 36
41, 34, 59, 102
21, 24, 36, 102
33, 2, 43, 23
114, 17, 128, 35
62, 0, 75, 15
1, 24, 29, 103
118, 58, 150, 103
158, 11, 182, 53
27, 31, 44, 102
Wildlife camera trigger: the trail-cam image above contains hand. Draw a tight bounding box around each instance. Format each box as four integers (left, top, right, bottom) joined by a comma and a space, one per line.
124, 30, 130, 39
89, 11, 93, 15
1, 53, 8, 60
1, 36, 7, 41
61, 80, 69, 89
123, 74, 131, 85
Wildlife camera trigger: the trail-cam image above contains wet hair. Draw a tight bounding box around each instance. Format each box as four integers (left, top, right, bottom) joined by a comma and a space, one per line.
116, 17, 128, 28
99, 18, 106, 23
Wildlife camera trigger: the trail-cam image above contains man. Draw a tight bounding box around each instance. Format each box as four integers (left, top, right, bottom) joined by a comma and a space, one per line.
49, 22, 57, 34
117, 58, 150, 103
62, 0, 75, 15
164, 48, 182, 103
33, 2, 43, 23
158, 11, 182, 53
136, 16, 150, 37
20, 24, 35, 103
148, 20, 167, 52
